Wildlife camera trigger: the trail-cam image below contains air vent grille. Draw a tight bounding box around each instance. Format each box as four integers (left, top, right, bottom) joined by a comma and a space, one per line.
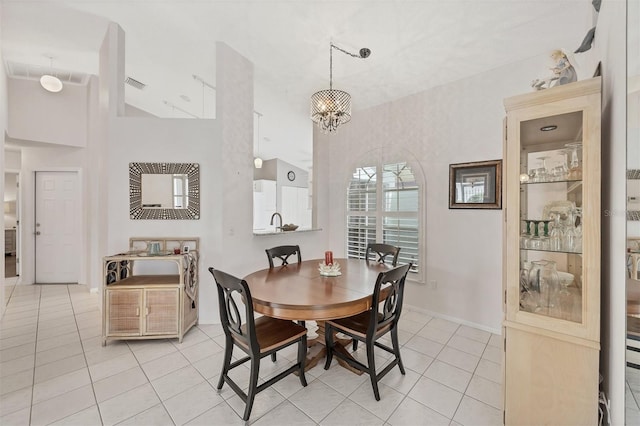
125, 76, 146, 90
6, 61, 88, 84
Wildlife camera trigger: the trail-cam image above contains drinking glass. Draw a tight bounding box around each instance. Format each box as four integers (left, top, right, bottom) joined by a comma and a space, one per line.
565, 142, 582, 180
539, 220, 551, 250
528, 260, 560, 314
521, 220, 532, 248
559, 208, 577, 252
536, 156, 550, 182
520, 264, 538, 313
558, 278, 575, 320
574, 207, 583, 253
549, 213, 564, 251
550, 164, 567, 181
528, 220, 542, 250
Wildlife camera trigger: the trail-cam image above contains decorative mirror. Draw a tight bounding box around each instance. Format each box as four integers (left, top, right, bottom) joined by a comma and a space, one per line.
129, 162, 200, 220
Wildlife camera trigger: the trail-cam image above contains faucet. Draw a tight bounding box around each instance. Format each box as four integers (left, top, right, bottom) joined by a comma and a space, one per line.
270, 212, 283, 231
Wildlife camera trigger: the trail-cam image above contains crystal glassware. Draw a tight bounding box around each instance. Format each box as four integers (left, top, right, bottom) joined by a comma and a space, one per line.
536, 156, 550, 182
528, 260, 560, 314
573, 207, 583, 253
557, 273, 575, 321
521, 220, 532, 248
539, 220, 551, 250
528, 220, 542, 250
549, 213, 564, 251
564, 142, 582, 180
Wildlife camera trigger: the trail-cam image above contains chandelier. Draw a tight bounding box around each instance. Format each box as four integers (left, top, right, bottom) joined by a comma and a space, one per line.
311, 43, 371, 133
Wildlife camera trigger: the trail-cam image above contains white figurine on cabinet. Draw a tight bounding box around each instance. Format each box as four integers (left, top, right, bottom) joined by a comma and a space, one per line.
531, 49, 577, 90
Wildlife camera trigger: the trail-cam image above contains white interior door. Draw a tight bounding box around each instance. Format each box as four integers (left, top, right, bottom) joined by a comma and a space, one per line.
35, 171, 80, 283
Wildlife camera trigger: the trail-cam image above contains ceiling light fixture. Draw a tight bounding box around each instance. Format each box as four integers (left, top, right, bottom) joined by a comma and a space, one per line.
40, 55, 63, 93
540, 125, 558, 132
311, 43, 371, 133
254, 111, 263, 168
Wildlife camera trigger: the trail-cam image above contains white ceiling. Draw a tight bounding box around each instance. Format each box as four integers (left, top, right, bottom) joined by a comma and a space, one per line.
1, 1, 594, 168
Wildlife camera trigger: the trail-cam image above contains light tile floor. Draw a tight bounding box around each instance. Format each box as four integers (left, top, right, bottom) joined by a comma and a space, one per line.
627, 365, 640, 424
1, 282, 503, 425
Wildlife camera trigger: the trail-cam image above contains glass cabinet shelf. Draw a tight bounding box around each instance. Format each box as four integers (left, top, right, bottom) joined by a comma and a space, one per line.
519, 247, 582, 255
520, 178, 582, 186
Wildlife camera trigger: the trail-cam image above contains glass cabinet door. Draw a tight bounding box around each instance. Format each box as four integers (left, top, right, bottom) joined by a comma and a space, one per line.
504, 77, 600, 342
518, 111, 584, 323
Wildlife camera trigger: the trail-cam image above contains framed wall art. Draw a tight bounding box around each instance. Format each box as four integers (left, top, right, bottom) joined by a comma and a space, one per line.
449, 159, 502, 209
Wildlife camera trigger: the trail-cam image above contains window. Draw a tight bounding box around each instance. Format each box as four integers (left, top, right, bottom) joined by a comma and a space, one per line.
347, 162, 421, 273
172, 174, 188, 209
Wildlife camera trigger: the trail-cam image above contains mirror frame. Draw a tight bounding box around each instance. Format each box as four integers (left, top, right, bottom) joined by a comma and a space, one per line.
129, 162, 200, 220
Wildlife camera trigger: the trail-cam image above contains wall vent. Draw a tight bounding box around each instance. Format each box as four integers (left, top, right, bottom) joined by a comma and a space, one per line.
6, 61, 88, 85
125, 76, 146, 90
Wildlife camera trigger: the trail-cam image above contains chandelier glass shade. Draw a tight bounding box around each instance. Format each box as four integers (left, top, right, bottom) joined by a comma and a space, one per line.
311, 89, 351, 133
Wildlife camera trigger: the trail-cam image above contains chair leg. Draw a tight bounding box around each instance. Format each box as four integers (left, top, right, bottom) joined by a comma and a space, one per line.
243, 356, 260, 421
217, 337, 233, 390
324, 324, 334, 370
352, 339, 358, 351
391, 326, 405, 375
298, 334, 308, 387
366, 339, 380, 401
271, 353, 277, 362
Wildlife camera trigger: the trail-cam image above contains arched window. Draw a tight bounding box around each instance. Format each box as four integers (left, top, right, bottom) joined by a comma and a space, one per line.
346, 162, 421, 273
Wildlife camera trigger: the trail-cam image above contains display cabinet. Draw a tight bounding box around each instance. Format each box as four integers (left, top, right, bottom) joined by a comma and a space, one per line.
503, 77, 601, 425
102, 237, 199, 345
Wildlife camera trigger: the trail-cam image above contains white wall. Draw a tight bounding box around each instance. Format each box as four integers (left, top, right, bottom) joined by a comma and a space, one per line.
254, 81, 312, 170
596, 0, 628, 424
107, 117, 221, 322
7, 77, 89, 147
1, 6, 7, 312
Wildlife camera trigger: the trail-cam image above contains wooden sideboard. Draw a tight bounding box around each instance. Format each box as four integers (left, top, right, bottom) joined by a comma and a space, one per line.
102, 237, 199, 345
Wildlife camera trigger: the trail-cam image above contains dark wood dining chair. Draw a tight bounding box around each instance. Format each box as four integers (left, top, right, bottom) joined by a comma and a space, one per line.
353, 243, 401, 351
209, 267, 308, 421
366, 243, 401, 266
265, 245, 304, 362
324, 263, 411, 401
265, 245, 302, 268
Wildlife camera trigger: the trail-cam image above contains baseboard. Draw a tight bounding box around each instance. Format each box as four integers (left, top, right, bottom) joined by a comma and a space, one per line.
403, 303, 502, 335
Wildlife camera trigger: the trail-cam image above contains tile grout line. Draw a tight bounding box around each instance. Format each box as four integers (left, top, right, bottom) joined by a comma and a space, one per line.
27, 284, 42, 426
67, 284, 106, 426
128, 339, 186, 425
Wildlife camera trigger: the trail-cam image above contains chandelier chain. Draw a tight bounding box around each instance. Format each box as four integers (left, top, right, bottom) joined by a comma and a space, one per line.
311, 42, 370, 133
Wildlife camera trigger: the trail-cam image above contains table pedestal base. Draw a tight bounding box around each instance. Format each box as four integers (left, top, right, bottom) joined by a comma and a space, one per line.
301, 320, 363, 375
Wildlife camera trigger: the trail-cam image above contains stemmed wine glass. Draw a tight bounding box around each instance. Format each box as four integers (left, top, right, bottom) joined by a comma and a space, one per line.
521, 220, 532, 248
536, 156, 550, 182
539, 220, 551, 250
549, 213, 564, 251
564, 142, 582, 180
529, 220, 542, 250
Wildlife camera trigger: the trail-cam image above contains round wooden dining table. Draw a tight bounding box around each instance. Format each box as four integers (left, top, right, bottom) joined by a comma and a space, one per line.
243, 258, 392, 321
243, 258, 392, 372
